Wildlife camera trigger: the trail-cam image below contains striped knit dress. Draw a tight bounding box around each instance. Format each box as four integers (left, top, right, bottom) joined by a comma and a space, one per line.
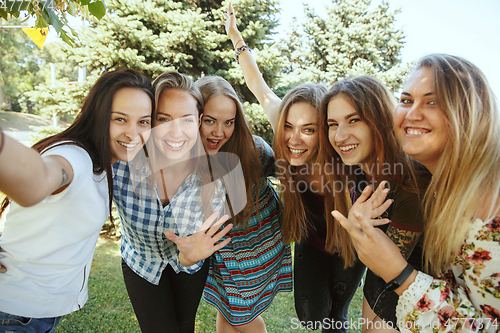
203, 136, 293, 325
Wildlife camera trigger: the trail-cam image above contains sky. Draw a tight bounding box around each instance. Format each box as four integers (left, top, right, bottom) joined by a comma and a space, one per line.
276, 0, 500, 98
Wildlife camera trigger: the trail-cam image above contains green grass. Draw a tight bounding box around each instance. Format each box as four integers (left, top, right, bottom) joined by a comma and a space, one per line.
56, 236, 364, 333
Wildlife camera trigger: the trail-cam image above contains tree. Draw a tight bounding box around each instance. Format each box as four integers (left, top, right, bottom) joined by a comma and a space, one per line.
64, 0, 282, 103
1, 0, 106, 44
0, 20, 48, 112
26, 80, 92, 121
278, 0, 409, 92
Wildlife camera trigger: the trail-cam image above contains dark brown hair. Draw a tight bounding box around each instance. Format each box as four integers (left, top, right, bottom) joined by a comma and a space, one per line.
1, 69, 155, 218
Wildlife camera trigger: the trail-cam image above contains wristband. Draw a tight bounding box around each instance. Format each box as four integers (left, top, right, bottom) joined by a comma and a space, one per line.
235, 45, 251, 64
234, 39, 245, 50
384, 263, 414, 291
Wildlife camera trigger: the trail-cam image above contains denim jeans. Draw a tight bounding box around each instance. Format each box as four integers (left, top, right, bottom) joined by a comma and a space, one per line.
293, 241, 366, 333
0, 311, 61, 333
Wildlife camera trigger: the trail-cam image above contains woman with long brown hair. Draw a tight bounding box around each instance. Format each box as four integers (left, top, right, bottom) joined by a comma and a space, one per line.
112, 72, 233, 333
0, 69, 154, 332
335, 54, 500, 332
224, 5, 365, 332
195, 75, 292, 333
323, 75, 430, 331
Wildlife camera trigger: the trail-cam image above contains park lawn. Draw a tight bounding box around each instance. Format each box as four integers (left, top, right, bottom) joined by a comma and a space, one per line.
56, 236, 364, 333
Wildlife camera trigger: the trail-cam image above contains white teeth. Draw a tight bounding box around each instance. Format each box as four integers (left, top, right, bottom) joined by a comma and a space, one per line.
166, 141, 185, 148
208, 139, 220, 144
406, 128, 428, 135
339, 144, 358, 152
289, 148, 306, 155
119, 141, 137, 148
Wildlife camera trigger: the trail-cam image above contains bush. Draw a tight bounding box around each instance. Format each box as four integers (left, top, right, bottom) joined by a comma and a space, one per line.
244, 102, 274, 145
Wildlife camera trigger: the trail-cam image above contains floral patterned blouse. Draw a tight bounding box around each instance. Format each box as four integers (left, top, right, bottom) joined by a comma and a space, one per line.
396, 216, 500, 332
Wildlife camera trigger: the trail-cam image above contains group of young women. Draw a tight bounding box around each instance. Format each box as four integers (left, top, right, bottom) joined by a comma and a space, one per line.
1, 3, 499, 333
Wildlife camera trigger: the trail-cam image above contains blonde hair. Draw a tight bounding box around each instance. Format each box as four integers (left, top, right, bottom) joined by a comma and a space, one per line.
195, 75, 261, 228
415, 54, 500, 276
273, 83, 328, 244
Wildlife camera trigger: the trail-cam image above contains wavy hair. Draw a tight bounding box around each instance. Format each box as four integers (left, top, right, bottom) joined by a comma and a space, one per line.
195, 75, 260, 228
414, 54, 500, 275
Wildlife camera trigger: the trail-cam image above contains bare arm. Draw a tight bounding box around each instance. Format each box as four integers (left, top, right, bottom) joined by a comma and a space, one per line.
0, 130, 74, 207
224, 4, 281, 131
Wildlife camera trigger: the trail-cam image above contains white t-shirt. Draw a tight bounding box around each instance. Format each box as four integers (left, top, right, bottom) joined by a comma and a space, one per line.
0, 144, 109, 318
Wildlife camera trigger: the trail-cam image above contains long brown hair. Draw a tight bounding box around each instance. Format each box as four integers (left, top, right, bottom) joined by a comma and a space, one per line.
195, 76, 261, 228
273, 83, 327, 244
0, 69, 154, 218
321, 76, 420, 187
320, 76, 427, 266
413, 54, 500, 276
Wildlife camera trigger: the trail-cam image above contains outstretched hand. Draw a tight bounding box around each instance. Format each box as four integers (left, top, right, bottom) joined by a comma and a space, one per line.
223, 3, 241, 41
332, 182, 407, 283
348, 181, 393, 227
164, 212, 232, 267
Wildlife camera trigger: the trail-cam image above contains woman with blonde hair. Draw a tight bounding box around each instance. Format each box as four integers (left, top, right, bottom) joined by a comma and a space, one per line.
195, 75, 292, 333
224, 5, 366, 332
334, 54, 500, 332
113, 72, 233, 333
322, 75, 430, 331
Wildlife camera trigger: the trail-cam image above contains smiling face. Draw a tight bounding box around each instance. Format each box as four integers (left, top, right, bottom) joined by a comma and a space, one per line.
282, 102, 319, 166
327, 94, 373, 168
153, 88, 199, 163
200, 95, 236, 154
394, 67, 449, 174
109, 87, 152, 163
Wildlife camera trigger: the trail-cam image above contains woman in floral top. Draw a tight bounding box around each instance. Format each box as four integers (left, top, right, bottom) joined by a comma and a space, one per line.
333, 53, 500, 332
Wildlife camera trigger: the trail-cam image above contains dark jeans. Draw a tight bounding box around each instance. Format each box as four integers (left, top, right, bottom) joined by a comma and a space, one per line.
363, 245, 424, 330
0, 311, 61, 333
294, 241, 366, 333
122, 259, 209, 333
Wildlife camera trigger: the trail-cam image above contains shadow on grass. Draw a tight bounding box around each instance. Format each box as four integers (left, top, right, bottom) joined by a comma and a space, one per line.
56, 236, 364, 333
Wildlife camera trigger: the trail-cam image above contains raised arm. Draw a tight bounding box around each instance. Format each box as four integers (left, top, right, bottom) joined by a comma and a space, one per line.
224, 3, 281, 131
0, 130, 74, 207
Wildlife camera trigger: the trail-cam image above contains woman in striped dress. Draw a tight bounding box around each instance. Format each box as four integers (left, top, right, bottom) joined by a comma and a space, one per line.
195, 75, 293, 332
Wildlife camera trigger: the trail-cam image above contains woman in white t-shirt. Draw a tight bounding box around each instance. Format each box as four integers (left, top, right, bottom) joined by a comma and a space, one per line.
0, 69, 154, 333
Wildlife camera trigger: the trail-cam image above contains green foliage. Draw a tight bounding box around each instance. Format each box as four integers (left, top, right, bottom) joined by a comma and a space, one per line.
26, 80, 92, 120
0, 0, 106, 44
244, 102, 273, 145
0, 20, 49, 112
101, 204, 121, 237
28, 124, 66, 142
278, 0, 409, 92
64, 0, 282, 99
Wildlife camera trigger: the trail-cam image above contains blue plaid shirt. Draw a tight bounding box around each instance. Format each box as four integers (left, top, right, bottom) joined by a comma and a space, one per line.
112, 160, 225, 285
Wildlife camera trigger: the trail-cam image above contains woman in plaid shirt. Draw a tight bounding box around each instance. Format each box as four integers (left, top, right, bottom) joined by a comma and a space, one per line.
113, 72, 234, 333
